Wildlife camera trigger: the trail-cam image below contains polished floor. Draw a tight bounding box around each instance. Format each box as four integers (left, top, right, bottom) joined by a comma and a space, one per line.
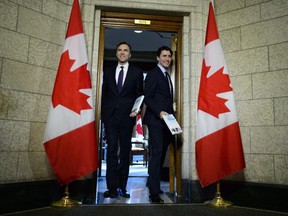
96, 157, 173, 204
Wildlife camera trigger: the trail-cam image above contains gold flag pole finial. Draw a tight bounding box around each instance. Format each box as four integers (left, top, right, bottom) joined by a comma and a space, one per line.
51, 184, 81, 207
206, 181, 233, 207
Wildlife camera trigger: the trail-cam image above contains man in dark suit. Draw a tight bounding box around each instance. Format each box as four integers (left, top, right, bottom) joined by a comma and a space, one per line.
143, 46, 174, 203
101, 42, 143, 198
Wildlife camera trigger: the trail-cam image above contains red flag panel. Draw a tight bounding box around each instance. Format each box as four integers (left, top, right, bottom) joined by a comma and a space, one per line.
196, 1, 245, 187
43, 0, 98, 185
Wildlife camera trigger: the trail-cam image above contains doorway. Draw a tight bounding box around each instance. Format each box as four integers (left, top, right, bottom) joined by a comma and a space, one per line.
99, 28, 176, 175
95, 11, 183, 203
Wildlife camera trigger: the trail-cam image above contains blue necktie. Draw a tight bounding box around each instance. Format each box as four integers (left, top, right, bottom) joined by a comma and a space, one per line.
118, 66, 124, 93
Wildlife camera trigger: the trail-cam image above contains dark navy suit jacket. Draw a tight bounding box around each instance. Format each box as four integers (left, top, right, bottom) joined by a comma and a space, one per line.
143, 66, 174, 127
101, 64, 143, 126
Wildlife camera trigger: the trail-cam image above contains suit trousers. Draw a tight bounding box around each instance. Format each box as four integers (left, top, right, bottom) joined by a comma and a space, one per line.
147, 124, 172, 195
104, 108, 133, 192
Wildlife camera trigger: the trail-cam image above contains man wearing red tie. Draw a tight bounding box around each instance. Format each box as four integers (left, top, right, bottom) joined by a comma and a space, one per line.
143, 46, 174, 204
101, 42, 143, 198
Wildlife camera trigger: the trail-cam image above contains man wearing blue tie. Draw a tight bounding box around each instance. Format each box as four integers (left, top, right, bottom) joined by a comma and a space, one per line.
101, 42, 143, 198
143, 46, 174, 204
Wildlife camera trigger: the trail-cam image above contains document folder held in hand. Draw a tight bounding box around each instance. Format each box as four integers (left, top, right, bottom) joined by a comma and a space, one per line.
131, 95, 144, 113
163, 114, 183, 135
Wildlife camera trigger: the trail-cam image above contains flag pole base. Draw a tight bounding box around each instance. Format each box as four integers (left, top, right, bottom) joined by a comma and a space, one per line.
205, 192, 233, 207
50, 191, 81, 208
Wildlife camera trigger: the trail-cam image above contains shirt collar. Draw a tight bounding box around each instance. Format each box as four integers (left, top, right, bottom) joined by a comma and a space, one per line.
118, 62, 129, 71
157, 63, 167, 74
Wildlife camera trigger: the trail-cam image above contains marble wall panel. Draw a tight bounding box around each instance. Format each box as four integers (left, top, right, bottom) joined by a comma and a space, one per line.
246, 0, 270, 6
0, 152, 18, 183
2, 60, 56, 95
241, 16, 288, 49
9, 0, 42, 11
0, 88, 9, 119
190, 12, 203, 30
18, 7, 66, 46
0, 120, 30, 151
214, 0, 245, 14
7, 91, 49, 122
191, 53, 202, 79
251, 126, 288, 154
274, 155, 288, 184
230, 75, 252, 100
269, 42, 288, 71
28, 38, 62, 70
239, 126, 251, 154
191, 29, 203, 53
27, 152, 54, 180
274, 97, 288, 126
182, 77, 190, 104
16, 152, 54, 181
217, 5, 260, 31
29, 123, 46, 151
83, 22, 94, 49
261, 0, 288, 20
253, 70, 288, 99
181, 152, 194, 179
225, 47, 269, 76
0, 0, 18, 30
42, 0, 70, 22
182, 32, 190, 57
0, 28, 29, 62
93, 0, 195, 13
182, 55, 190, 80
244, 154, 275, 183
237, 99, 274, 126
219, 28, 241, 53
82, 2, 96, 23
17, 152, 34, 181
182, 101, 191, 129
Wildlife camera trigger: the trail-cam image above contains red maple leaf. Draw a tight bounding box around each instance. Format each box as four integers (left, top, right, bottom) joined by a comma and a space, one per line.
198, 59, 232, 118
52, 50, 92, 114
136, 123, 143, 135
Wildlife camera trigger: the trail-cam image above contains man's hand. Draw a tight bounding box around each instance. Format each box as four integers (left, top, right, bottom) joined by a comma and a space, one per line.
130, 111, 138, 117
159, 111, 168, 119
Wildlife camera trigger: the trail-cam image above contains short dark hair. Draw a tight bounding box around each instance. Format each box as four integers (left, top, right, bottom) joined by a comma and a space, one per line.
157, 46, 172, 57
116, 41, 132, 52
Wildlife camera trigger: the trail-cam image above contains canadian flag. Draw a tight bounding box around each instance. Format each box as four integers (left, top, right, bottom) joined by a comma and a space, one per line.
43, 0, 98, 185
195, 2, 245, 187
135, 114, 144, 141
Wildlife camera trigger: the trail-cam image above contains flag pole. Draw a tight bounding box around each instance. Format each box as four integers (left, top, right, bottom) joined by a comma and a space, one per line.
206, 181, 232, 207
51, 184, 81, 207
173, 134, 178, 199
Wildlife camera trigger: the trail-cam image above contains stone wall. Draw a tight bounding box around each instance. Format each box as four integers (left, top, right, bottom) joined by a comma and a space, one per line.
182, 0, 288, 186
0, 0, 287, 186
214, 0, 288, 184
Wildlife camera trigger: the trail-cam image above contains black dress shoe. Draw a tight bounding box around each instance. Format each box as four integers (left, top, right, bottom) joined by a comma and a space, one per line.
149, 195, 164, 204
103, 190, 118, 198
118, 188, 130, 198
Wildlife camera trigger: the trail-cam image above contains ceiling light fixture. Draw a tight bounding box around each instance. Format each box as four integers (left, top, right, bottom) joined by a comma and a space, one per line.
134, 30, 143, 33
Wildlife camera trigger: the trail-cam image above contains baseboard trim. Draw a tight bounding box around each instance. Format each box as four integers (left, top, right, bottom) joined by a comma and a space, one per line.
178, 179, 288, 213
0, 179, 287, 214
0, 179, 95, 214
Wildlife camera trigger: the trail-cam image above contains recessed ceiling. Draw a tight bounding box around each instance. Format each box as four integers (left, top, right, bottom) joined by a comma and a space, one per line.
104, 28, 175, 52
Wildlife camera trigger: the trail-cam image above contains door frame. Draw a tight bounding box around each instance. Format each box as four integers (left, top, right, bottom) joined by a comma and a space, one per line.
95, 11, 183, 194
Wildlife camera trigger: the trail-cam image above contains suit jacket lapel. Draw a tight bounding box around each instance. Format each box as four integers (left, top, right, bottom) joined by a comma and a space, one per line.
157, 66, 173, 97
110, 66, 119, 94
121, 65, 132, 92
